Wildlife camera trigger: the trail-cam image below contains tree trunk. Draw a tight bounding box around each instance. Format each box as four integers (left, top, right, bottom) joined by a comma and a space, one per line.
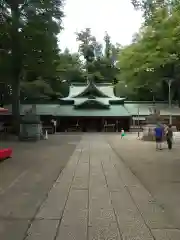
11, 3, 21, 134
177, 82, 180, 107
12, 79, 20, 134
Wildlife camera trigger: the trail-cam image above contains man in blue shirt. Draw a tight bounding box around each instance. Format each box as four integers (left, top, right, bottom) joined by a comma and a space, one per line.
154, 124, 163, 150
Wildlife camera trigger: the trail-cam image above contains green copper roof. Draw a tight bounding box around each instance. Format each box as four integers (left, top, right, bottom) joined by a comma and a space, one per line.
54, 105, 130, 117
69, 85, 116, 98
68, 80, 110, 98
4, 104, 59, 115
3, 103, 180, 117
67, 81, 121, 99
124, 103, 150, 115
68, 86, 86, 98
98, 85, 115, 97
124, 103, 180, 116
3, 104, 129, 116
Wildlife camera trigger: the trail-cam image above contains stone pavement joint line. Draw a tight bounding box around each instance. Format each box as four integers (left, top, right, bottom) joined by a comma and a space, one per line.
25, 135, 178, 240
25, 142, 83, 240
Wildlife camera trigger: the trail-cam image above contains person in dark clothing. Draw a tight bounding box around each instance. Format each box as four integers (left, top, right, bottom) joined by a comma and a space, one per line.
166, 125, 173, 150
51, 119, 57, 134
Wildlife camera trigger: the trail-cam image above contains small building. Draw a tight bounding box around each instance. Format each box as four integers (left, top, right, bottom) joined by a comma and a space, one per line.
58, 80, 131, 131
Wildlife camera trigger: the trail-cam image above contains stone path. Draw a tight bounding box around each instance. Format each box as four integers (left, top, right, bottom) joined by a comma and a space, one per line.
23, 134, 179, 240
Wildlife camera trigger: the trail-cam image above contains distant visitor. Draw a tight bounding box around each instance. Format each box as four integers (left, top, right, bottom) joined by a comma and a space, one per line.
154, 124, 163, 150
121, 128, 125, 138
166, 125, 173, 150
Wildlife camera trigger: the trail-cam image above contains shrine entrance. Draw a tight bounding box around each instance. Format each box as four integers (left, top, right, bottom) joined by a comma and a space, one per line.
55, 117, 131, 132
82, 118, 103, 132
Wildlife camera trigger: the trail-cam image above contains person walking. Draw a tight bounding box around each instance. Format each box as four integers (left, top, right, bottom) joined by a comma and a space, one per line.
166, 124, 173, 150
154, 124, 163, 150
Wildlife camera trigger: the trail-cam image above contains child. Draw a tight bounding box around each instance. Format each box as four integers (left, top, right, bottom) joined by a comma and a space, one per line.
121, 128, 125, 138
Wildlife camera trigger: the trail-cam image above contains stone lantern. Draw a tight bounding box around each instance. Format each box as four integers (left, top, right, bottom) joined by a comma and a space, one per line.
142, 106, 163, 141
19, 105, 43, 141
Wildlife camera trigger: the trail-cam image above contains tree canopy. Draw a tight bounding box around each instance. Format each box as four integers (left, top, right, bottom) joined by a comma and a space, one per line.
75, 28, 120, 83
116, 1, 180, 103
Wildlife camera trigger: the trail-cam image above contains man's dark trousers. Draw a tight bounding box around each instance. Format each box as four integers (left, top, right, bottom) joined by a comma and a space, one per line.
167, 138, 172, 149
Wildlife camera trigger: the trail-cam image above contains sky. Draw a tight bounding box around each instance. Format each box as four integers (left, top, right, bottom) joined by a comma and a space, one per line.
59, 0, 143, 52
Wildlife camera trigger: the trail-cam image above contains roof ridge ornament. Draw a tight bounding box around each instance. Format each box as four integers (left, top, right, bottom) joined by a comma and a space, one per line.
87, 76, 95, 86
72, 76, 110, 98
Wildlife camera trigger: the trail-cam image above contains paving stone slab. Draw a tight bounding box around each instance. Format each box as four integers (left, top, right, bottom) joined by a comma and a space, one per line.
72, 162, 89, 189
79, 151, 89, 164
112, 156, 142, 188
111, 191, 154, 240
89, 156, 117, 227
100, 153, 154, 239
90, 174, 107, 191
25, 220, 59, 240
89, 197, 116, 227
36, 147, 80, 219
57, 190, 88, 240
101, 160, 125, 191
152, 229, 180, 240
89, 188, 115, 225
55, 151, 80, 183
36, 179, 72, 219
61, 189, 88, 225
88, 222, 121, 240
57, 223, 87, 240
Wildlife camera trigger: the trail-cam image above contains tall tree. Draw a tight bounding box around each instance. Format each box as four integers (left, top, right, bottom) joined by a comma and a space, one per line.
104, 32, 111, 59
57, 49, 85, 84
76, 28, 120, 83
76, 28, 96, 63
0, 0, 64, 132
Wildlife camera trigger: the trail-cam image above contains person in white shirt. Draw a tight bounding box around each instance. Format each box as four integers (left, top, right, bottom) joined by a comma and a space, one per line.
121, 128, 125, 138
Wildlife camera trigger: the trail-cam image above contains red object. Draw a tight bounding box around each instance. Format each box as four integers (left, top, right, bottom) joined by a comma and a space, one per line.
0, 107, 8, 113
0, 148, 12, 160
0, 107, 12, 161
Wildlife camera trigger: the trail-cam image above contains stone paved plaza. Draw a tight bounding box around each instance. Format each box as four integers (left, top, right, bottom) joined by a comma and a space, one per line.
1, 133, 180, 239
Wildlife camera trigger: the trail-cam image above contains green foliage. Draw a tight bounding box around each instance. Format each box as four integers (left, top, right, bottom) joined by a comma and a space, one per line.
117, 2, 180, 102
76, 28, 120, 83
0, 0, 64, 100
57, 50, 85, 83
131, 0, 174, 23
0, 0, 65, 132
76, 28, 97, 62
